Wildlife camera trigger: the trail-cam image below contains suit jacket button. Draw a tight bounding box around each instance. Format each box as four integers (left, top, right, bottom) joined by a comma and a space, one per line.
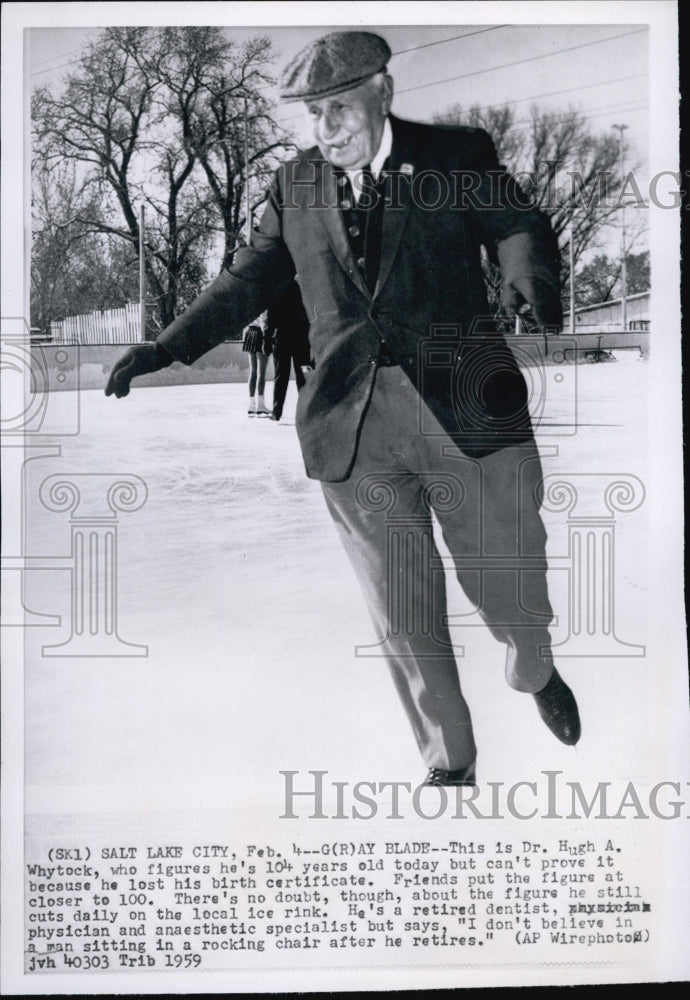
357, 257, 366, 269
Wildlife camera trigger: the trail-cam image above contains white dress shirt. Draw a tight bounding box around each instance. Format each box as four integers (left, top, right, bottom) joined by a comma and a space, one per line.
346, 117, 393, 203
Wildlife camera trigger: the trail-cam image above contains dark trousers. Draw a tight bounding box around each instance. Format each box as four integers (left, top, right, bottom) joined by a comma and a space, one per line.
272, 341, 307, 419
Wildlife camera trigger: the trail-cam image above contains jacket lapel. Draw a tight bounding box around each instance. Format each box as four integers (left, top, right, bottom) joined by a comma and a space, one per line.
312, 157, 371, 300
374, 116, 415, 298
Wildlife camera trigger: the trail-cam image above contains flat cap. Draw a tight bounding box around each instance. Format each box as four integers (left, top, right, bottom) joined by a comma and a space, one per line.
280, 31, 391, 103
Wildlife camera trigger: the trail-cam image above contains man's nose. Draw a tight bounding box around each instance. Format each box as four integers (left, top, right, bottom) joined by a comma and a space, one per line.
319, 109, 340, 139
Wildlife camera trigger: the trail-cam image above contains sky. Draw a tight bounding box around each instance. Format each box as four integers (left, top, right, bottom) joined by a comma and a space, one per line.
28, 19, 650, 168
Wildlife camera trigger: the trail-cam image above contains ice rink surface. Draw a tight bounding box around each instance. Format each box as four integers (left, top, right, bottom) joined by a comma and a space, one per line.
20, 355, 659, 830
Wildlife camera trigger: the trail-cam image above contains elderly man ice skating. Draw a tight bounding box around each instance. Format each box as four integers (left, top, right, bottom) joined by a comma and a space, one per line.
106, 31, 580, 785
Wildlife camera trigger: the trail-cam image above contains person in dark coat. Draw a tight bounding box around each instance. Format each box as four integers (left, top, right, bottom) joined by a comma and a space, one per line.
106, 31, 580, 785
266, 282, 312, 422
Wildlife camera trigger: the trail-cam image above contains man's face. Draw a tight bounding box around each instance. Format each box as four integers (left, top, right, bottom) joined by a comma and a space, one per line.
306, 75, 392, 169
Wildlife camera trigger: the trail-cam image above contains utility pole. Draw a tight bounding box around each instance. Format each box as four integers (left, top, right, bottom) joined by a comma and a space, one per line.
244, 96, 251, 246
569, 215, 576, 336
612, 123, 628, 332
139, 204, 146, 341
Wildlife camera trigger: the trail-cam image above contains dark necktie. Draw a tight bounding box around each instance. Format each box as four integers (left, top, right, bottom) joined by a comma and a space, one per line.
338, 166, 386, 293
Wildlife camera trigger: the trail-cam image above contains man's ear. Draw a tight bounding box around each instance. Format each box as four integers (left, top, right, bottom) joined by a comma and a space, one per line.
381, 73, 394, 115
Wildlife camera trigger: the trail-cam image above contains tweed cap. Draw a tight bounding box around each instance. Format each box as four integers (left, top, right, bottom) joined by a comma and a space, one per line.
280, 31, 391, 103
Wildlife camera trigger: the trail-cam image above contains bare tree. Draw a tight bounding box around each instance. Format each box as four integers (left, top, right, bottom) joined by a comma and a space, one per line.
575, 249, 650, 306
150, 27, 292, 267
31, 160, 140, 332
436, 102, 647, 326
31, 26, 290, 333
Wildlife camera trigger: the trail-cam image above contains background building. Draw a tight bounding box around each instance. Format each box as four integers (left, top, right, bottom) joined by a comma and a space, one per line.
575, 291, 650, 331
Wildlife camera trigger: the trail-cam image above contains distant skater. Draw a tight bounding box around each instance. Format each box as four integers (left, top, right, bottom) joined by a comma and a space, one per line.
267, 282, 312, 422
242, 314, 272, 416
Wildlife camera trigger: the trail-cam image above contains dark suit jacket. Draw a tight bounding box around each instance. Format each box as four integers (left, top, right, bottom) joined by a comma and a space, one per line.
159, 116, 561, 481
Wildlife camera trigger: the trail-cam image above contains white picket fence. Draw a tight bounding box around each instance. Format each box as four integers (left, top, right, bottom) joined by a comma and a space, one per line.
50, 303, 142, 344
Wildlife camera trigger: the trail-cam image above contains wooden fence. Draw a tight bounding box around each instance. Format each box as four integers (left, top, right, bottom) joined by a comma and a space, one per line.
50, 303, 141, 345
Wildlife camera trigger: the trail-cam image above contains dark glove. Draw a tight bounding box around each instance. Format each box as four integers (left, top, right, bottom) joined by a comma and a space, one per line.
502, 273, 563, 329
497, 231, 563, 331
105, 342, 173, 398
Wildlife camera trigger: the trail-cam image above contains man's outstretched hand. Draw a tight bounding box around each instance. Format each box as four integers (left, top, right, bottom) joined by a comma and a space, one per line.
105, 343, 171, 398
502, 273, 564, 330
497, 230, 563, 331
